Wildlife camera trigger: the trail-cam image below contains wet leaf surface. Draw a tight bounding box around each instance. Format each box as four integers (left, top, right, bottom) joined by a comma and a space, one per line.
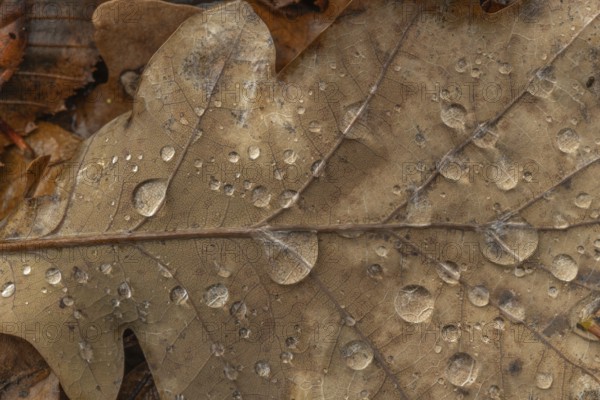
1, 0, 600, 399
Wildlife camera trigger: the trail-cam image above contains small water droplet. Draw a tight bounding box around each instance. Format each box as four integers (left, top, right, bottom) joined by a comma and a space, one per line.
285, 336, 299, 349
394, 285, 434, 323
111, 155, 118, 164
535, 372, 553, 389
446, 352, 479, 387
556, 128, 580, 153
367, 264, 383, 280
308, 121, 321, 133
224, 363, 238, 381
498, 62, 512, 75
468, 285, 489, 307
22, 265, 31, 276
78, 341, 93, 362
45, 268, 62, 285
204, 283, 229, 308
228, 151, 240, 163
550, 254, 578, 282
248, 146, 260, 160
99, 263, 112, 274
230, 301, 247, 319
223, 184, 235, 196
455, 58, 467, 73
280, 351, 293, 363
125, 153, 132, 161
297, 106, 305, 115
283, 149, 297, 164
118, 282, 132, 298
278, 190, 298, 208
252, 186, 271, 208
311, 160, 325, 177
73, 267, 89, 284
211, 342, 225, 357
341, 340, 373, 370
1, 282, 15, 298
61, 296, 74, 307
575, 192, 593, 209
254, 360, 271, 378
214, 100, 222, 108
441, 104, 467, 130
170, 286, 189, 305
442, 324, 461, 342
194, 107, 205, 116
132, 179, 167, 217
436, 261, 460, 285
160, 145, 175, 162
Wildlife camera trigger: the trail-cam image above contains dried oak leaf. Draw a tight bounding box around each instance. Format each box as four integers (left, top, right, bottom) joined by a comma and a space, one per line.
0, 0, 105, 134
0, 0, 600, 399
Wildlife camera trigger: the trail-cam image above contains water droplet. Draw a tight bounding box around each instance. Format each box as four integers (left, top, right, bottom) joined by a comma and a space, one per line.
254, 360, 271, 378
446, 352, 479, 387
214, 100, 222, 108
494, 158, 519, 191
394, 285, 434, 323
209, 177, 221, 191
436, 261, 460, 285
160, 145, 175, 162
73, 267, 89, 284
556, 128, 580, 153
45, 268, 62, 285
22, 265, 31, 275
283, 149, 297, 164
311, 160, 325, 177
132, 179, 168, 217
406, 195, 432, 226
211, 342, 225, 357
367, 264, 383, 280
248, 146, 260, 160
440, 104, 467, 130
297, 106, 305, 115
442, 324, 461, 342
468, 285, 489, 307
498, 62, 512, 75
239, 327, 251, 339
480, 218, 538, 266
79, 341, 93, 362
224, 364, 238, 381
1, 282, 15, 298
550, 254, 578, 282
125, 153, 132, 161
204, 283, 229, 308
536, 372, 553, 389
278, 190, 298, 208
548, 286, 558, 298
223, 184, 234, 196
170, 286, 188, 305
498, 289, 525, 322
286, 336, 299, 349
118, 282, 132, 298
473, 123, 499, 149
228, 151, 240, 163
252, 186, 271, 208
230, 301, 247, 319
61, 296, 74, 307
280, 351, 293, 363
575, 193, 593, 209
308, 121, 321, 133
341, 340, 374, 370
99, 263, 112, 275
455, 58, 467, 73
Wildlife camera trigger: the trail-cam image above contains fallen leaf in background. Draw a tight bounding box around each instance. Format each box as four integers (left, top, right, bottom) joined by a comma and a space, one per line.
0, 0, 105, 136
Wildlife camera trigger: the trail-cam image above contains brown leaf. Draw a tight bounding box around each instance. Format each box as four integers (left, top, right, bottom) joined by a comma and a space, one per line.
0, 1, 27, 87
1, 0, 600, 399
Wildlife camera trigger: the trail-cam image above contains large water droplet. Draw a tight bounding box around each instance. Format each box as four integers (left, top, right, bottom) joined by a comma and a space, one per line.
341, 340, 374, 370
394, 285, 434, 323
45, 268, 62, 285
278, 190, 298, 209
228, 151, 240, 163
498, 62, 512, 75
22, 265, 31, 275
468, 285, 489, 307
446, 352, 479, 387
132, 179, 168, 217
536, 372, 553, 389
160, 145, 175, 162
248, 146, 260, 160
283, 149, 297, 164
252, 186, 271, 208
436, 261, 460, 285
480, 218, 538, 266
254, 360, 271, 378
575, 192, 593, 209
556, 128, 580, 153
170, 286, 189, 305
550, 254, 578, 282
441, 103, 467, 130
1, 282, 15, 298
259, 231, 317, 285
204, 283, 229, 308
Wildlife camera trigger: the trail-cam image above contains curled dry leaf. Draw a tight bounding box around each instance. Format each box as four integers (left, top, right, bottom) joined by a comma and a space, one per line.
0, 0, 600, 399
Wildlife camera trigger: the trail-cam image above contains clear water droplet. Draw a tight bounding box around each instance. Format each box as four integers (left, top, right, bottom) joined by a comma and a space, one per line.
211, 342, 225, 357
308, 121, 321, 133
223, 184, 234, 196
556, 128, 580, 153
1, 282, 15, 298
498, 289, 525, 322
194, 107, 205, 116
536, 372, 553, 389
442, 324, 461, 342
22, 265, 31, 276
204, 283, 229, 308
575, 192, 593, 209
99, 263, 112, 274
79, 341, 93, 362
170, 286, 188, 305
45, 268, 62, 285
455, 58, 467, 73
230, 301, 247, 319
283, 149, 297, 164
228, 151, 240, 163
73, 267, 89, 284
278, 190, 298, 209
480, 218, 538, 266
280, 351, 293, 363
367, 264, 383, 280
341, 340, 373, 370
248, 146, 260, 160
254, 360, 271, 378
297, 106, 305, 115
440, 104, 467, 130
132, 179, 168, 217
436, 261, 460, 285
311, 160, 325, 177
61, 296, 74, 307
446, 352, 479, 387
550, 254, 578, 282
468, 285, 489, 307
118, 282, 132, 298
209, 177, 221, 191
160, 145, 175, 162
252, 186, 271, 208
498, 62, 512, 75
394, 285, 434, 323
